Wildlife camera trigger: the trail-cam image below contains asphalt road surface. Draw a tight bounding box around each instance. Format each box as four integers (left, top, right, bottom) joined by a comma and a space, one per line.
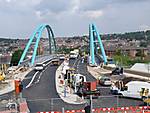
69, 57, 144, 109
22, 62, 85, 113
0, 58, 144, 112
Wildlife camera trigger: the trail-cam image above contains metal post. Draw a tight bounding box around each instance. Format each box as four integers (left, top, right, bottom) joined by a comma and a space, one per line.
117, 95, 119, 112
62, 107, 65, 113
74, 77, 77, 93
51, 98, 53, 111
64, 80, 67, 97
90, 95, 93, 113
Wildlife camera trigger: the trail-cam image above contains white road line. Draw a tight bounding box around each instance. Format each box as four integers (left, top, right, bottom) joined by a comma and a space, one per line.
76, 59, 80, 73
26, 60, 52, 88
73, 58, 78, 67
25, 71, 39, 88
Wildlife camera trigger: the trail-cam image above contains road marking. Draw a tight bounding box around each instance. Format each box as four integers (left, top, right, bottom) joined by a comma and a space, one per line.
76, 59, 80, 73
25, 71, 39, 88
73, 58, 78, 67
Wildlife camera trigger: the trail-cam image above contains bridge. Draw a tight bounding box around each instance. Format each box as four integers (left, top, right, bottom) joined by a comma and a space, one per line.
18, 23, 107, 67
18, 24, 57, 66
0, 24, 150, 113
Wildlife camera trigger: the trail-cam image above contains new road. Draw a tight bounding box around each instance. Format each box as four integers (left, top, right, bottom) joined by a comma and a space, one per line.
69, 57, 143, 109
21, 58, 144, 112
22, 61, 85, 112
0, 58, 144, 112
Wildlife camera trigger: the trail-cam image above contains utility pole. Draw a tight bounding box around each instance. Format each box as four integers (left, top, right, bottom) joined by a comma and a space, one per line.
90, 95, 93, 113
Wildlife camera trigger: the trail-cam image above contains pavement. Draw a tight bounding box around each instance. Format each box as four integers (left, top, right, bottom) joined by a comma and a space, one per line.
87, 65, 150, 81
55, 61, 85, 104
0, 59, 148, 111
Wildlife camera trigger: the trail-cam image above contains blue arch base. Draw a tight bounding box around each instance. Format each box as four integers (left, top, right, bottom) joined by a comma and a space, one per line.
89, 23, 107, 65
18, 24, 56, 66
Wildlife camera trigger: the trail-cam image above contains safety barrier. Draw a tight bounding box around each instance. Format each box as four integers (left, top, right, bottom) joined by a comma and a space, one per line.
37, 106, 150, 113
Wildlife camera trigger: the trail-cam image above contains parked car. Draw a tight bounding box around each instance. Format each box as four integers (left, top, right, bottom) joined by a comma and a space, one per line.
34, 63, 44, 71
51, 58, 60, 66
98, 76, 112, 86
111, 67, 123, 75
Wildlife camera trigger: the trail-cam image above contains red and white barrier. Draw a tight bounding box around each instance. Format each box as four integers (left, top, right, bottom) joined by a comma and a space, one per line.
37, 106, 150, 113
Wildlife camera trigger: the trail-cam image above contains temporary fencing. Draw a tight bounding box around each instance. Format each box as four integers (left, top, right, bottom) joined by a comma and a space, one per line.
37, 106, 150, 113
28, 96, 148, 113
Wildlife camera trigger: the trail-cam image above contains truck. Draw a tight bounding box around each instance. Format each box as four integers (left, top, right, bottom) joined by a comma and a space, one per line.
111, 81, 150, 99
70, 50, 79, 59
76, 81, 100, 98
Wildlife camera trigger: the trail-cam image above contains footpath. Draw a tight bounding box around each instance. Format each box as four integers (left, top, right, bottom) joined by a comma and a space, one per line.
55, 62, 85, 104
87, 65, 150, 81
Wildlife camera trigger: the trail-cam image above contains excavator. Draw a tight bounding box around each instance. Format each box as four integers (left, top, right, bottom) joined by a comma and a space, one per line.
0, 64, 7, 81
0, 71, 5, 81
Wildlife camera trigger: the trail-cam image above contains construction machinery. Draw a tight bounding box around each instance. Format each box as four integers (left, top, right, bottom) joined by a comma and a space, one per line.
0, 71, 5, 81
143, 98, 150, 105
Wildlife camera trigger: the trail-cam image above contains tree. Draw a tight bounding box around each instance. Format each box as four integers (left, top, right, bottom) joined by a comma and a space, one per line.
10, 49, 23, 66
115, 49, 121, 56
136, 49, 145, 60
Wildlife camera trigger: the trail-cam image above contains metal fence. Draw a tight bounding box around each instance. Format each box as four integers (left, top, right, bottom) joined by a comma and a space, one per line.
0, 93, 17, 112
26, 95, 148, 113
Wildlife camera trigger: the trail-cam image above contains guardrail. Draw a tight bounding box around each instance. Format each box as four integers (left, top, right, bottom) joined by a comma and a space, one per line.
19, 54, 57, 67
37, 106, 150, 113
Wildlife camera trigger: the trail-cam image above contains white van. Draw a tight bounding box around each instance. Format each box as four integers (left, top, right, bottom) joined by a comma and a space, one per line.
70, 51, 78, 59
117, 81, 150, 99
34, 63, 44, 71
72, 74, 86, 87
72, 74, 86, 92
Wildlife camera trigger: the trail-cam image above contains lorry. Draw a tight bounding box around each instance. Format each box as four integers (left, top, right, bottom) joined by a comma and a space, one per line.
70, 50, 79, 59
76, 81, 100, 98
111, 81, 150, 99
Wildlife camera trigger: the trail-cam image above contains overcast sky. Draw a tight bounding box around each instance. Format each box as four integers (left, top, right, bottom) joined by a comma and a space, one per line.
0, 0, 150, 38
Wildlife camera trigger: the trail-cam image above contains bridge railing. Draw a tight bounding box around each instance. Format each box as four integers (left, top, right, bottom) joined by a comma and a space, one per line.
19, 54, 57, 67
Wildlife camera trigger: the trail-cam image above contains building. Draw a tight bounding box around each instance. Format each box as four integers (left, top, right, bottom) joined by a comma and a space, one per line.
105, 46, 148, 58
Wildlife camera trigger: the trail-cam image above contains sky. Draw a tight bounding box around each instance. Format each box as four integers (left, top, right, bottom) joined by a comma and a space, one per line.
0, 0, 150, 38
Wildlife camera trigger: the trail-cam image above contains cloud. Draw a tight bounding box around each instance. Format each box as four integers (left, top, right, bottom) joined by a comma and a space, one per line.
82, 10, 103, 19
0, 0, 150, 38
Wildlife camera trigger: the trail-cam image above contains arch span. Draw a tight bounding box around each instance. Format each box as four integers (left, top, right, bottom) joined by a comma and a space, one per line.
89, 23, 107, 65
18, 24, 57, 66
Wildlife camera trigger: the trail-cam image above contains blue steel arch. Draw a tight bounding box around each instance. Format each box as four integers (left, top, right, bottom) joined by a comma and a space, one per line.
89, 23, 107, 65
18, 24, 56, 66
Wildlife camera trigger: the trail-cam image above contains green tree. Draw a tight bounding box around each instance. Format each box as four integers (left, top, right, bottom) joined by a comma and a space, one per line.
115, 49, 121, 56
10, 49, 23, 66
136, 50, 145, 60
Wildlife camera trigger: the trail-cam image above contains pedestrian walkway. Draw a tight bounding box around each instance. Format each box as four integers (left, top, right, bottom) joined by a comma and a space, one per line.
87, 65, 150, 81
55, 62, 85, 104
